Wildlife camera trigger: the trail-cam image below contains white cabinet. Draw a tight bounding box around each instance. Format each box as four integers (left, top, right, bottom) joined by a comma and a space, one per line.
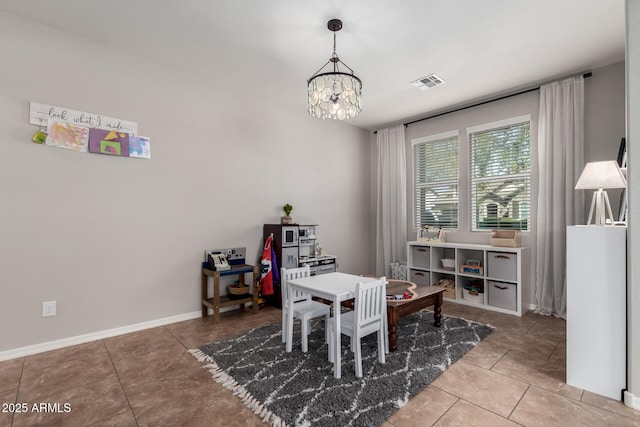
407, 241, 530, 316
566, 226, 626, 400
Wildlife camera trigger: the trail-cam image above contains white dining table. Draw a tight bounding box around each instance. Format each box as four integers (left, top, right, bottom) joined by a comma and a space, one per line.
285, 272, 378, 379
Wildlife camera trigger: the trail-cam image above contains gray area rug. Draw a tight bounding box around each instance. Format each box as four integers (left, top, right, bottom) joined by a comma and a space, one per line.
190, 310, 492, 427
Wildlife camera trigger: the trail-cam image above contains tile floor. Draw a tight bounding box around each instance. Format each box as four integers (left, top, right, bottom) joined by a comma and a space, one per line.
1, 303, 639, 426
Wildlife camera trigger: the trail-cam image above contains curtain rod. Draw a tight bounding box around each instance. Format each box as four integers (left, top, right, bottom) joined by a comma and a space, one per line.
375, 72, 592, 133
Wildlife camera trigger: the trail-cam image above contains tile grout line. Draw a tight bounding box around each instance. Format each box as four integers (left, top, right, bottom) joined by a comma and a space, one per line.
528, 384, 639, 423
576, 389, 640, 422
473, 351, 531, 424
462, 394, 528, 426
518, 322, 623, 416
17, 346, 125, 404
438, 395, 529, 426
486, 345, 510, 371
458, 358, 530, 386
10, 357, 25, 427
165, 325, 190, 352
546, 341, 560, 362
506, 383, 531, 424
428, 393, 459, 426
101, 339, 140, 427
490, 344, 636, 421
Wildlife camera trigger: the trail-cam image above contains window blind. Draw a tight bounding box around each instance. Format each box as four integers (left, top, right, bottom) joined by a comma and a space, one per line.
468, 117, 531, 231
413, 132, 459, 229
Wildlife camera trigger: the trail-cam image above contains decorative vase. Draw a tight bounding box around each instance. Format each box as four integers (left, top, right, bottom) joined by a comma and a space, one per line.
281, 215, 294, 225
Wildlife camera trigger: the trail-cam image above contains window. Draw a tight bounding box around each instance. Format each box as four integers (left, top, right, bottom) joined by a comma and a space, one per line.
468, 116, 531, 231
412, 131, 459, 229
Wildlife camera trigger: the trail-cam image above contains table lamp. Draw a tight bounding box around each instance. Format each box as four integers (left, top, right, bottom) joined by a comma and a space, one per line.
575, 160, 627, 225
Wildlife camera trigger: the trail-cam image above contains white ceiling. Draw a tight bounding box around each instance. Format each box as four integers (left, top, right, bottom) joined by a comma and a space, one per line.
0, 0, 626, 131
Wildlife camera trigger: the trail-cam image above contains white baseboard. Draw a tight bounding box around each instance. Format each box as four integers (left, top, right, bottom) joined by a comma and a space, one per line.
624, 390, 640, 410
0, 310, 202, 362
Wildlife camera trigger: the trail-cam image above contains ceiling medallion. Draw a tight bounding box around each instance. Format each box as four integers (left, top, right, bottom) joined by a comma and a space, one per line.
307, 19, 362, 120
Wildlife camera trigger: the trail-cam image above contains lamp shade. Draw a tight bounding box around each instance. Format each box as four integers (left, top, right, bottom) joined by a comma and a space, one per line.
307, 73, 362, 120
575, 161, 627, 190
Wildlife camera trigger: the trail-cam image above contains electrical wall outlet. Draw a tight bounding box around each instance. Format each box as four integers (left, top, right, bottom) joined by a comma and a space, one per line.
42, 301, 56, 317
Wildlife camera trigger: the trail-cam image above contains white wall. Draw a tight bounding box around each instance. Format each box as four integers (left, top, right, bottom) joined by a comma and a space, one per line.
584, 61, 627, 214
584, 62, 626, 162
400, 61, 625, 309
626, 0, 640, 410
0, 12, 371, 353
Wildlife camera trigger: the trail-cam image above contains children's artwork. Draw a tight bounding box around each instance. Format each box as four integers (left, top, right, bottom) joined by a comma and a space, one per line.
45, 120, 89, 152
129, 135, 151, 159
88, 128, 130, 156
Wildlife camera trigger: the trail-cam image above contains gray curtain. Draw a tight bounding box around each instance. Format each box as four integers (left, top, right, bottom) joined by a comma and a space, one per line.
535, 76, 585, 318
375, 125, 407, 277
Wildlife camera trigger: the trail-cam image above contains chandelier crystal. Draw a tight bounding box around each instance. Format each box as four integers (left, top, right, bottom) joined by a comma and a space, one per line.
307, 19, 362, 120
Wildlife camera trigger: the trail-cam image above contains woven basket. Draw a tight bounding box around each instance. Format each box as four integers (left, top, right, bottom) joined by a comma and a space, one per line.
228, 284, 250, 296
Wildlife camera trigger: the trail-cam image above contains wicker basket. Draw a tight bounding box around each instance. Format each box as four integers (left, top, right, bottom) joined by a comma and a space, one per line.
228, 284, 250, 296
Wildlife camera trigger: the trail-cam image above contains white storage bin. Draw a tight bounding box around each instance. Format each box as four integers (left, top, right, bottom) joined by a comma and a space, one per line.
488, 281, 517, 311
411, 246, 430, 269
409, 269, 429, 286
462, 289, 483, 304
487, 251, 517, 281
440, 258, 455, 270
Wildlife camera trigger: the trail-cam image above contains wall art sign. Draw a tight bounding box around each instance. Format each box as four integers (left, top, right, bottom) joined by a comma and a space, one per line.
30, 101, 138, 134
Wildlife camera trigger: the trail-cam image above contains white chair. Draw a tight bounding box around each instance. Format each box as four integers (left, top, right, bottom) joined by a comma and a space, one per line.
281, 266, 331, 353
328, 277, 387, 377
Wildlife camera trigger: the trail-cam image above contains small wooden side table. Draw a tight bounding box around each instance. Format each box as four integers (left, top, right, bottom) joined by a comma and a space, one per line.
201, 264, 260, 323
386, 284, 445, 352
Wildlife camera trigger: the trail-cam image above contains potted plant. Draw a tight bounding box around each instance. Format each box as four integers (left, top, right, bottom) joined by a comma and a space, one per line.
282, 203, 294, 224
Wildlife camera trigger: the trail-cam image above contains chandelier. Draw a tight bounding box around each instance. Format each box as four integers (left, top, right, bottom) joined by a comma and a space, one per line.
307, 19, 362, 120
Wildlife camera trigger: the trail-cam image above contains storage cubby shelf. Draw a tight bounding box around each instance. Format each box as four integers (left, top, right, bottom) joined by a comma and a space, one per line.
407, 241, 530, 316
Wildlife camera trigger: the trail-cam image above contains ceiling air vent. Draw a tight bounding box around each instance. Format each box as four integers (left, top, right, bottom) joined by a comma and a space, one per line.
411, 74, 445, 91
